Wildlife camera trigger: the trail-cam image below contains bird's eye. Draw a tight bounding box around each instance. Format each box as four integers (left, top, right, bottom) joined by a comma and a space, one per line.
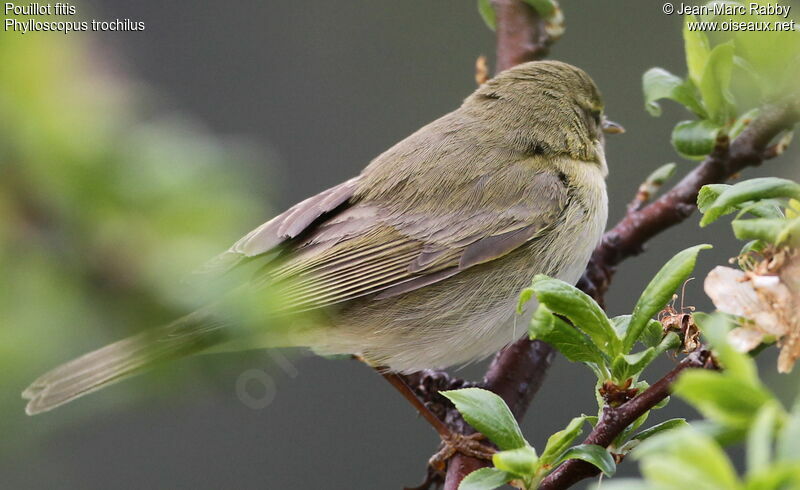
591, 110, 602, 125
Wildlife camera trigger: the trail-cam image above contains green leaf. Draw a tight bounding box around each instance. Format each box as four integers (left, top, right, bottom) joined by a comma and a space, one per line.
777, 399, 800, 462
522, 0, 557, 18
632, 419, 688, 443
700, 177, 800, 226
746, 463, 800, 490
529, 305, 607, 366
696, 313, 758, 384
530, 275, 618, 355
642, 68, 705, 117
459, 467, 513, 490
477, 0, 496, 31
645, 162, 678, 187
671, 119, 722, 159
540, 415, 589, 464
746, 402, 781, 475
683, 15, 711, 88
699, 42, 736, 123
492, 446, 538, 477
556, 444, 616, 476
441, 388, 527, 451
673, 371, 772, 430
635, 427, 741, 489
623, 244, 711, 352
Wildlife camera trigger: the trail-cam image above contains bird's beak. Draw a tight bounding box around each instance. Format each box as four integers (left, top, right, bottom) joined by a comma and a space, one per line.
601, 117, 625, 135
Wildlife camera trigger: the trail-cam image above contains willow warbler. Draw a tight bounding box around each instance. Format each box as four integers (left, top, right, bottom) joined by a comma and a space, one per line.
24, 60, 620, 415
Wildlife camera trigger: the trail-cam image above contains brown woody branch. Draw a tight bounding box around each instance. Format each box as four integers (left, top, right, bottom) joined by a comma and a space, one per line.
538, 348, 716, 490
493, 0, 553, 71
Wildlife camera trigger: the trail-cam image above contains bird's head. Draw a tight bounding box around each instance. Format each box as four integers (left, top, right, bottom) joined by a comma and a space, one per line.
464, 60, 623, 168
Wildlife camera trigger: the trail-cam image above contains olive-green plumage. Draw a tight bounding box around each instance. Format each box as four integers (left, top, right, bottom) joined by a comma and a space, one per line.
24, 60, 614, 415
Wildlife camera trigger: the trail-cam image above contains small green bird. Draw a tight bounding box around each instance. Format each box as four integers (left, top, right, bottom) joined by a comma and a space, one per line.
23, 60, 621, 415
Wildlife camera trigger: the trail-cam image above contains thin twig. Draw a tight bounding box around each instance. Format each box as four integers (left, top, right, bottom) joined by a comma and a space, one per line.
538, 348, 716, 490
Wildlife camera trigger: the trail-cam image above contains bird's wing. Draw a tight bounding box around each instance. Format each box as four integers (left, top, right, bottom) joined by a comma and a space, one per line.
252, 166, 569, 311
198, 177, 361, 275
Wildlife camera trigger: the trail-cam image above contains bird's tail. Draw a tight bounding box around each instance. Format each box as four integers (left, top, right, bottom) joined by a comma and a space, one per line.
23, 310, 227, 415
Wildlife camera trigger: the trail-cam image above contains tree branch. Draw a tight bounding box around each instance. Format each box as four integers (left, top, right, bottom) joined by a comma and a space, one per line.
538, 348, 716, 490
492, 0, 553, 71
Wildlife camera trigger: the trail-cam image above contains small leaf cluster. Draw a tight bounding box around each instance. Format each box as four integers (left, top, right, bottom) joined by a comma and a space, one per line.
442, 388, 614, 490
518, 245, 709, 389
643, 0, 800, 159
699, 177, 800, 249
443, 246, 712, 489
600, 314, 800, 490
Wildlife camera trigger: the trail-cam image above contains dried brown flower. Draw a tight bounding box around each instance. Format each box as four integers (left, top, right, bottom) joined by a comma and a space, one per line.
704, 247, 800, 373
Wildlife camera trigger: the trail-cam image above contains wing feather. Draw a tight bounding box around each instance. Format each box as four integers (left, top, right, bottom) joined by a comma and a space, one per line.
203, 166, 568, 312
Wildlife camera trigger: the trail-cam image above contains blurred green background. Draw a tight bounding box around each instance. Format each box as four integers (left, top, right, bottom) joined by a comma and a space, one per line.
1, 1, 798, 488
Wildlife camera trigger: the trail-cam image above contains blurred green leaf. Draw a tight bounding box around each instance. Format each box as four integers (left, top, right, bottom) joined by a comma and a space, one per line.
698, 313, 758, 384
635, 427, 742, 489
642, 68, 705, 117
700, 42, 736, 123
746, 402, 781, 475
745, 464, 800, 490
777, 399, 800, 462
683, 15, 711, 88
674, 371, 771, 430
441, 388, 527, 451
734, 0, 800, 98
477, 0, 496, 31
522, 0, 557, 18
